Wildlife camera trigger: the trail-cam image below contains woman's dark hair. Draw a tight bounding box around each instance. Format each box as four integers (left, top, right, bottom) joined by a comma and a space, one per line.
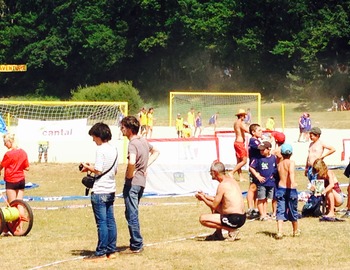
88, 122, 112, 142
120, 116, 140, 135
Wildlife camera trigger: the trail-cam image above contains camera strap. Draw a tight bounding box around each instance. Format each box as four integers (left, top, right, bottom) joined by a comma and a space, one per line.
93, 150, 118, 180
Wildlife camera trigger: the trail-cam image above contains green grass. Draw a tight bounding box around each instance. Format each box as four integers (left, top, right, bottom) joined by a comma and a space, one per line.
150, 100, 350, 129
1, 163, 349, 269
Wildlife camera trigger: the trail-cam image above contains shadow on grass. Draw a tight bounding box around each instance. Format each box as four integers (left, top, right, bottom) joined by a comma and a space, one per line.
71, 250, 94, 256
257, 230, 276, 238
71, 245, 131, 256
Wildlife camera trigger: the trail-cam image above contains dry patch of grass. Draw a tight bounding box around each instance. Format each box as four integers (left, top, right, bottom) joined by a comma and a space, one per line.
1, 163, 349, 269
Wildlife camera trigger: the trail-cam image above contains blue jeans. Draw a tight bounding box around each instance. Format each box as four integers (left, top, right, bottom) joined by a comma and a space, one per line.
91, 192, 117, 256
123, 184, 144, 250
307, 166, 318, 181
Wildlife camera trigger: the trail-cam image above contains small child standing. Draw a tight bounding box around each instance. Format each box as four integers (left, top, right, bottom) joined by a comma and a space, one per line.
249, 141, 277, 221
247, 124, 263, 220
275, 143, 300, 239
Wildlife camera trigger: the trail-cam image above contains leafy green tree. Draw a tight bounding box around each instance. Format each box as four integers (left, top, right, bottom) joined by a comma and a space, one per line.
70, 81, 143, 114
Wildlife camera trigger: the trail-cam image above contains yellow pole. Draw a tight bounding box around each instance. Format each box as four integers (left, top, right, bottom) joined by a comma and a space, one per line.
169, 92, 173, 127
6, 113, 10, 129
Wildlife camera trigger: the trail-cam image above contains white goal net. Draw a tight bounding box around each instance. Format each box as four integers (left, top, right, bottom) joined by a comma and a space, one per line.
0, 101, 128, 126
0, 101, 128, 163
169, 92, 261, 128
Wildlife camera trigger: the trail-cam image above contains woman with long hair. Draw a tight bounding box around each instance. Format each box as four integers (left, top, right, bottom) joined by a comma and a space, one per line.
312, 158, 344, 218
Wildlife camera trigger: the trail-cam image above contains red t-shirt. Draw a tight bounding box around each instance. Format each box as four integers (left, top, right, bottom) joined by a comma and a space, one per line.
1, 148, 29, 183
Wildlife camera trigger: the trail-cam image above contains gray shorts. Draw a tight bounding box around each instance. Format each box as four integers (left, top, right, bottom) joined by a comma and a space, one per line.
257, 185, 274, 200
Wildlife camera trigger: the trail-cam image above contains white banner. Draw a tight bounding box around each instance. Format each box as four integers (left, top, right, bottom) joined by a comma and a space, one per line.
17, 118, 87, 142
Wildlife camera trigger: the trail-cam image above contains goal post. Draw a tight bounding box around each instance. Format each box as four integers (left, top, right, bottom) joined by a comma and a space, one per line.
0, 101, 128, 163
0, 101, 128, 127
169, 91, 261, 128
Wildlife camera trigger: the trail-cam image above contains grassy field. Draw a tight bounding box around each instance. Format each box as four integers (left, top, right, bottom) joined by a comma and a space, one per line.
151, 100, 350, 129
1, 163, 349, 270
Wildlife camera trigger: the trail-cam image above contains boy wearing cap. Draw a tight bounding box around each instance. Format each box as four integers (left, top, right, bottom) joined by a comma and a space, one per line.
232, 109, 250, 182
275, 143, 299, 239
249, 141, 277, 221
271, 131, 286, 163
304, 127, 335, 181
270, 131, 286, 218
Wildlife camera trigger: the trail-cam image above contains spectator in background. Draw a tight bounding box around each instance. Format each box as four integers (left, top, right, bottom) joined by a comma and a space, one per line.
139, 107, 148, 137
304, 113, 311, 142
265, 117, 275, 131
297, 113, 306, 142
232, 109, 250, 182
209, 112, 219, 132
175, 113, 184, 138
340, 96, 346, 111
146, 107, 154, 138
187, 107, 195, 137
331, 97, 338, 111
244, 108, 252, 125
182, 122, 192, 138
194, 111, 203, 137
38, 140, 49, 163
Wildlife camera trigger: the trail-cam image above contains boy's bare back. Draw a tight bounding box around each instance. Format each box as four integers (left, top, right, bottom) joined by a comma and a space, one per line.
277, 158, 296, 188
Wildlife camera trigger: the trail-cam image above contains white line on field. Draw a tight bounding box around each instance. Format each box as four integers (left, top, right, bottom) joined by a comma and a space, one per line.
28, 233, 209, 269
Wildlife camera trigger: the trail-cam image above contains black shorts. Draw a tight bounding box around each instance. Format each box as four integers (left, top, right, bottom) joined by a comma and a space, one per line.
6, 180, 25, 190
221, 213, 246, 229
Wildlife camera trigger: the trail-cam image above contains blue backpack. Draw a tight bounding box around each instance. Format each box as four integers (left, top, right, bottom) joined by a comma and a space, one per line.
302, 195, 323, 217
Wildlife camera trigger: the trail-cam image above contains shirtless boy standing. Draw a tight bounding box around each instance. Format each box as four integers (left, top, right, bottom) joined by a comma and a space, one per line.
195, 161, 246, 241
232, 109, 250, 182
276, 143, 299, 239
304, 127, 335, 181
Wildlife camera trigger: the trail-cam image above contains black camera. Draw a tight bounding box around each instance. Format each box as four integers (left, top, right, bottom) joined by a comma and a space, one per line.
79, 163, 84, 171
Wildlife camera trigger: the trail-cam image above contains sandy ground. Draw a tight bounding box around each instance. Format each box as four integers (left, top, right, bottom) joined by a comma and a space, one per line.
0, 125, 348, 166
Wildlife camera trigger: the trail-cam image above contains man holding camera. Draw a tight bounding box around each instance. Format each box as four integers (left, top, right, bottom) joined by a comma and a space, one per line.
80, 122, 118, 261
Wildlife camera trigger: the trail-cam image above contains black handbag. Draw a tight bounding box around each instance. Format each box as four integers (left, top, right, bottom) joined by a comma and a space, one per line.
82, 154, 118, 193
82, 174, 96, 189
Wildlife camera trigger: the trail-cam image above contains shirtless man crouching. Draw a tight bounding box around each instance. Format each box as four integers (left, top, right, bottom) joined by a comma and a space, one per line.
195, 161, 246, 241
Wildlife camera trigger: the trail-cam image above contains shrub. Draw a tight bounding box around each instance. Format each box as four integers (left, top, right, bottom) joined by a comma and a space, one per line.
70, 81, 143, 114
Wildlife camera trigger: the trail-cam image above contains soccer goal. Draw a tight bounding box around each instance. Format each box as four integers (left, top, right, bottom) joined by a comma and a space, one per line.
169, 92, 261, 128
0, 101, 128, 163
0, 101, 128, 126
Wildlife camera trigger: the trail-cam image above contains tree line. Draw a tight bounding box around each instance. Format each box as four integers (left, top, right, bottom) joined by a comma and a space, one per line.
1, 0, 350, 101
